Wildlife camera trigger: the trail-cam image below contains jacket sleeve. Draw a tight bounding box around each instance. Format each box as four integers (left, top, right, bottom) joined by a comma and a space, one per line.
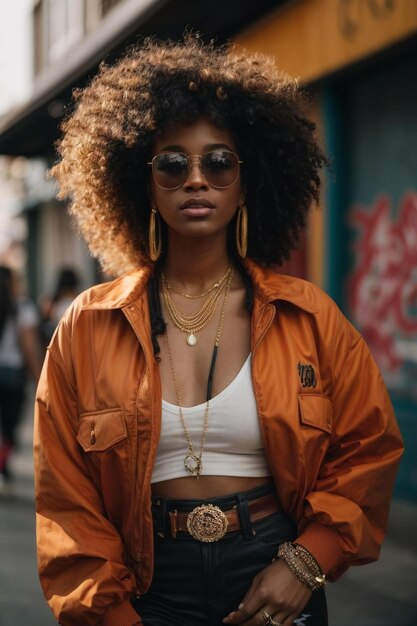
34, 319, 141, 626
296, 310, 404, 581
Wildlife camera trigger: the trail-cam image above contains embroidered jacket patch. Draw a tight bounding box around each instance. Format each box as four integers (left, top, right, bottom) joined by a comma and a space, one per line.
297, 362, 317, 388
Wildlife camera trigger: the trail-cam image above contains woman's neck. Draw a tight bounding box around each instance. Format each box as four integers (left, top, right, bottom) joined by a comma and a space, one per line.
163, 237, 232, 294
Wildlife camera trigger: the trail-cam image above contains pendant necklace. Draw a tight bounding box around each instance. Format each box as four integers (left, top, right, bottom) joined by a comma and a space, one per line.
164, 269, 233, 477
162, 266, 232, 346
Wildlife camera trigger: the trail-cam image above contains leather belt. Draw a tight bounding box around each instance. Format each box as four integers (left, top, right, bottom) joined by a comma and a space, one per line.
167, 493, 281, 542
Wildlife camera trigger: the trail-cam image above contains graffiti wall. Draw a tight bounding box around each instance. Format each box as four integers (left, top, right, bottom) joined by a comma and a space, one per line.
348, 192, 417, 394
338, 47, 417, 500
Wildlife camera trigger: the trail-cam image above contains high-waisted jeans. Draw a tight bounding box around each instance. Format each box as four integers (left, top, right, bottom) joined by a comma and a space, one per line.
133, 484, 328, 626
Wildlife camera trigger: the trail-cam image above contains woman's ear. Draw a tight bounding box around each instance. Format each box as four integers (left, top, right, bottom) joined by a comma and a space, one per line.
239, 189, 247, 208
146, 179, 155, 209
239, 179, 247, 204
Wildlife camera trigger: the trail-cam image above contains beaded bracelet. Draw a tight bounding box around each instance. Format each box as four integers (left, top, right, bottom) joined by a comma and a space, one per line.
275, 542, 326, 591
276, 543, 325, 591
277, 544, 315, 589
293, 543, 324, 578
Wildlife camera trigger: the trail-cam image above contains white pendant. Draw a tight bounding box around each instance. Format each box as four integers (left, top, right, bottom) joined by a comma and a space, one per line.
184, 455, 201, 476
187, 333, 197, 346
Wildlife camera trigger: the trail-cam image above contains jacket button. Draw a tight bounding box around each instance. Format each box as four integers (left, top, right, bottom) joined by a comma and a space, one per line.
90, 430, 96, 445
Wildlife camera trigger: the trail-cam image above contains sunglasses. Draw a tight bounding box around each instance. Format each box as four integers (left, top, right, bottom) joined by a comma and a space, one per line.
148, 150, 242, 190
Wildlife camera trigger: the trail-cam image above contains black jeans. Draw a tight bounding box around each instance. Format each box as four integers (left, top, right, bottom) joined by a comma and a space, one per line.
133, 484, 328, 626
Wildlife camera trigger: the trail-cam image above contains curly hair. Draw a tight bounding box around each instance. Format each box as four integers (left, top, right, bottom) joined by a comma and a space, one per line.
51, 34, 327, 276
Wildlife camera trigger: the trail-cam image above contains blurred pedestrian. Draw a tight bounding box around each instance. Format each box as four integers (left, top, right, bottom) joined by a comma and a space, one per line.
39, 267, 80, 347
0, 265, 41, 495
34, 36, 403, 626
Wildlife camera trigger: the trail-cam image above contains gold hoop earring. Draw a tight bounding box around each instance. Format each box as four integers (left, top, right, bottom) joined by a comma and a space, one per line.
148, 207, 162, 262
236, 201, 248, 259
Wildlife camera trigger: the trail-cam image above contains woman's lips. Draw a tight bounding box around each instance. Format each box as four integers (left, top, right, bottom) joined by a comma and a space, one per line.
181, 206, 213, 217
180, 198, 215, 217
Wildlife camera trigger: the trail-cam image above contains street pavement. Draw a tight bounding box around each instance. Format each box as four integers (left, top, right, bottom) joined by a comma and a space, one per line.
1, 390, 417, 626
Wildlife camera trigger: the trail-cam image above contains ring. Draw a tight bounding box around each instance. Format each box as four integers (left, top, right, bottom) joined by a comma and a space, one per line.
262, 609, 281, 626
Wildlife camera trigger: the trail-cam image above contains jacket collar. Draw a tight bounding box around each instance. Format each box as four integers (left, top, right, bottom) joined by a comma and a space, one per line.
83, 258, 318, 314
244, 258, 319, 314
82, 265, 153, 310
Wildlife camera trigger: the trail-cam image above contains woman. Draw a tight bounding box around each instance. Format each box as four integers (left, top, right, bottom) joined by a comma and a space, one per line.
0, 266, 41, 493
34, 36, 403, 626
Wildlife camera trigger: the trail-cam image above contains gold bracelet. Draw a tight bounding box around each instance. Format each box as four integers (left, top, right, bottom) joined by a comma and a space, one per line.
279, 542, 326, 590
276, 543, 314, 588
277, 544, 324, 591
293, 543, 323, 577
275, 542, 326, 591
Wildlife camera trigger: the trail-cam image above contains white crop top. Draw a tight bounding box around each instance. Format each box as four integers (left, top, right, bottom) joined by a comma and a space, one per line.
151, 355, 271, 483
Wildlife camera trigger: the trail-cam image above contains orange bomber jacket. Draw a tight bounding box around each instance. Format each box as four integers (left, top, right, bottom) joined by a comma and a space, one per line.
34, 259, 403, 626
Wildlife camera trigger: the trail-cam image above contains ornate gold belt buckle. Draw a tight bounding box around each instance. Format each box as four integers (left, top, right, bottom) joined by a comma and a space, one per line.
186, 504, 228, 542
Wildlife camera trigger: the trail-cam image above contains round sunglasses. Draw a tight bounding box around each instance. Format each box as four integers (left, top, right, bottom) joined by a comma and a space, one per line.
148, 150, 242, 190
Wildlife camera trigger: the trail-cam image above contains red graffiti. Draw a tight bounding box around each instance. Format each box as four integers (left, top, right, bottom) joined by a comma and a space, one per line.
348, 192, 417, 372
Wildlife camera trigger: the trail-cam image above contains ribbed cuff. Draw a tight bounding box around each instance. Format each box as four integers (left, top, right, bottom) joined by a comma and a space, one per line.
295, 522, 344, 576
101, 599, 142, 626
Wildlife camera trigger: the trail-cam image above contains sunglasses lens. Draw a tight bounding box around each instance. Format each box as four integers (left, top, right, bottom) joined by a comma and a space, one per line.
151, 150, 240, 189
201, 151, 239, 187
153, 153, 188, 189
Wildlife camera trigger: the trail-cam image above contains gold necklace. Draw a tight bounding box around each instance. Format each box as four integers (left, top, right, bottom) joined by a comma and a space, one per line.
164, 270, 233, 477
163, 266, 232, 299
162, 267, 232, 346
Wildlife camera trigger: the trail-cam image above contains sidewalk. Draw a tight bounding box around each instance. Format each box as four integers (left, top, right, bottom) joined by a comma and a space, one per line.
3, 391, 417, 626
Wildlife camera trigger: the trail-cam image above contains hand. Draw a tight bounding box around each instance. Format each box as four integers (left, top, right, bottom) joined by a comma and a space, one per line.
222, 559, 312, 626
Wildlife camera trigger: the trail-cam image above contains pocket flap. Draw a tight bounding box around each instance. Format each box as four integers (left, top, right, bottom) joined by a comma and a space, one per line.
77, 409, 127, 452
298, 394, 332, 434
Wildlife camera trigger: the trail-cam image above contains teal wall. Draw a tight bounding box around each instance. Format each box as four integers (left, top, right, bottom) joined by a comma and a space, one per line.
323, 51, 417, 503
322, 84, 350, 309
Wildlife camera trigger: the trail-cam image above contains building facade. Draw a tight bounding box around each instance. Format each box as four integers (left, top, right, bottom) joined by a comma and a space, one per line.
0, 0, 416, 502
237, 0, 417, 502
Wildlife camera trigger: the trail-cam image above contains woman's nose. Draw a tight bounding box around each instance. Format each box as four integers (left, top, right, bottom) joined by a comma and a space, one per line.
183, 157, 209, 190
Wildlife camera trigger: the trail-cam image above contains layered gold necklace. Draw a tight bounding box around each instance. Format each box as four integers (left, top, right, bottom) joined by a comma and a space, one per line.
161, 266, 232, 346
164, 269, 233, 477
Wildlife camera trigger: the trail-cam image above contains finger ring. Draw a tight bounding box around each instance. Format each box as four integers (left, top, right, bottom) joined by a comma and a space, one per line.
262, 609, 281, 626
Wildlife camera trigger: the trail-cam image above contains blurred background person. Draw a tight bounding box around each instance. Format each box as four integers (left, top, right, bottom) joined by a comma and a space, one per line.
39, 266, 81, 348
0, 265, 42, 495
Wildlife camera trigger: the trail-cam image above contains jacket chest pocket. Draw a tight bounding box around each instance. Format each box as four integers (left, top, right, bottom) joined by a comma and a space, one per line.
298, 394, 332, 434
298, 394, 332, 483
77, 408, 132, 527
77, 409, 128, 454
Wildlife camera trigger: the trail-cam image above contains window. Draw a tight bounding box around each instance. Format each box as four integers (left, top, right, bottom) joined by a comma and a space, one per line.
101, 0, 123, 16
47, 0, 84, 62
32, 0, 126, 73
